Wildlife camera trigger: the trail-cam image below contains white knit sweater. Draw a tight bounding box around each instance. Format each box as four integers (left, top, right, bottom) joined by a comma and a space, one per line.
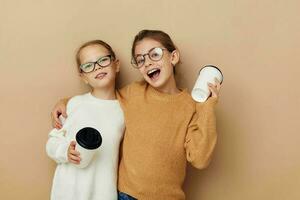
46, 93, 124, 200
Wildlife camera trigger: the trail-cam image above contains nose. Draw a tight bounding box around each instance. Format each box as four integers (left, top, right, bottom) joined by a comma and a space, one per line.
143, 55, 153, 68
94, 63, 102, 71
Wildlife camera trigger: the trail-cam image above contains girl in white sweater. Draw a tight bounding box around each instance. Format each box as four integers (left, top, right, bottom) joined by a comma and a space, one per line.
46, 40, 124, 200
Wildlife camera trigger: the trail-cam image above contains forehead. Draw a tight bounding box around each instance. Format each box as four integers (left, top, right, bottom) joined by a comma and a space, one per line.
135, 38, 163, 55
80, 44, 110, 63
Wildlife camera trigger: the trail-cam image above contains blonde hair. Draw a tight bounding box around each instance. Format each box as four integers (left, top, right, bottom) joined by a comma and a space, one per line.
75, 40, 116, 73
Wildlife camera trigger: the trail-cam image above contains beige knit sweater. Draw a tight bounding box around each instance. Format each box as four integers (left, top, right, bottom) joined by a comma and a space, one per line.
117, 81, 218, 200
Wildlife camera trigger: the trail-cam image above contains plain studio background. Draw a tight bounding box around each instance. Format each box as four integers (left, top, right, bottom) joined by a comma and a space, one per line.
0, 0, 299, 199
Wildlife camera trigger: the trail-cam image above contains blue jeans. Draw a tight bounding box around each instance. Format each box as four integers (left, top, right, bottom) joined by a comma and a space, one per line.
118, 191, 137, 200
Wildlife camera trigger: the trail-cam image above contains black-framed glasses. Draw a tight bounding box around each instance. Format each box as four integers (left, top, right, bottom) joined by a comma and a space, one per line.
80, 55, 114, 73
131, 47, 167, 68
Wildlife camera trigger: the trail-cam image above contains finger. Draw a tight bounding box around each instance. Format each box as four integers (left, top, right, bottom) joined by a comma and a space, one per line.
52, 110, 61, 123
208, 81, 219, 90
51, 113, 58, 128
53, 121, 60, 129
70, 141, 76, 148
54, 122, 62, 129
69, 145, 76, 151
216, 83, 221, 91
207, 82, 217, 89
52, 113, 62, 128
207, 82, 214, 87
214, 78, 220, 85
70, 149, 80, 156
61, 111, 68, 118
59, 105, 68, 118
68, 157, 80, 164
214, 78, 221, 90
69, 154, 81, 161
208, 83, 217, 96
208, 85, 218, 97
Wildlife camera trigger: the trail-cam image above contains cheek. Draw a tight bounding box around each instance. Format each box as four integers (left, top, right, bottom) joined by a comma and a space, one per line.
110, 64, 120, 73
138, 68, 146, 75
162, 62, 175, 75
160, 59, 172, 70
108, 68, 117, 77
84, 73, 96, 82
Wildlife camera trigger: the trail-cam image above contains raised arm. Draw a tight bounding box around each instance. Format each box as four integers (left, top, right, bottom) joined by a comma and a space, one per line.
184, 97, 218, 169
185, 78, 221, 169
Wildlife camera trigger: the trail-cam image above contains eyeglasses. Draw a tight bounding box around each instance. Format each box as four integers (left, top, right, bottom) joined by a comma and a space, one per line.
131, 47, 167, 68
80, 55, 114, 73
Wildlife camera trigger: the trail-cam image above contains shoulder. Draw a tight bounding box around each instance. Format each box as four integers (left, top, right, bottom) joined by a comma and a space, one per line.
181, 90, 198, 111
181, 91, 218, 111
66, 93, 90, 114
119, 80, 147, 91
117, 80, 147, 99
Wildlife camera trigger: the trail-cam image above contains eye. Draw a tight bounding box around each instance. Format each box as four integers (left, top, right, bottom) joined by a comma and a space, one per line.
98, 56, 111, 66
100, 57, 109, 62
81, 63, 93, 70
136, 56, 144, 64
150, 48, 163, 59
151, 52, 160, 58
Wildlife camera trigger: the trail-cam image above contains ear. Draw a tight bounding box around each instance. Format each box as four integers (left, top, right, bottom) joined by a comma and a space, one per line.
114, 59, 120, 73
170, 49, 180, 66
79, 73, 89, 84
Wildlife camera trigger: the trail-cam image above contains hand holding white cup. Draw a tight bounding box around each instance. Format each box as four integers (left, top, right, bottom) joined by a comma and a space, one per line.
74, 127, 102, 168
68, 141, 81, 165
192, 65, 223, 102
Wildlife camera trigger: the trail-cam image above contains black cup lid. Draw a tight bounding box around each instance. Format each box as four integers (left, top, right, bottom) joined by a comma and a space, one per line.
76, 127, 102, 150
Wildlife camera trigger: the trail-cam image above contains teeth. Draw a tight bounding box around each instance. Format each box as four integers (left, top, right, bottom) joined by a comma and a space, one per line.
147, 68, 159, 75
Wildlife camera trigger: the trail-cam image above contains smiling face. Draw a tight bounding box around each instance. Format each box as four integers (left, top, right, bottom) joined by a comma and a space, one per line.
134, 38, 179, 91
79, 44, 119, 90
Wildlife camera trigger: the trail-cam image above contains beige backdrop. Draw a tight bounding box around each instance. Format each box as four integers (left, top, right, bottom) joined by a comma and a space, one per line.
0, 0, 299, 199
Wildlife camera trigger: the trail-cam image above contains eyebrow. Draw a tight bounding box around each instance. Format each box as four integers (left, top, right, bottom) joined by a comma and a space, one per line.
82, 55, 110, 64
135, 47, 164, 57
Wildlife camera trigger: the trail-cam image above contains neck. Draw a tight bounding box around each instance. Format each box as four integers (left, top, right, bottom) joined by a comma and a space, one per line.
156, 74, 180, 94
91, 85, 116, 100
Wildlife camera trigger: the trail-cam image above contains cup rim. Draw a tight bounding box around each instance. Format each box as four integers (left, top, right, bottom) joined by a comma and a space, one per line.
199, 65, 223, 84
76, 127, 102, 150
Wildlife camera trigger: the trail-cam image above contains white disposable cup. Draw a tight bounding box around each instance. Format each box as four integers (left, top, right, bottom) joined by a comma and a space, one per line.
75, 127, 102, 168
75, 145, 98, 168
191, 65, 223, 102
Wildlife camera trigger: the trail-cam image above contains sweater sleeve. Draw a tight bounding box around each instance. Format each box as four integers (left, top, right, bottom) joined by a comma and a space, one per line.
46, 95, 84, 163
116, 83, 133, 110
184, 97, 218, 169
46, 128, 70, 164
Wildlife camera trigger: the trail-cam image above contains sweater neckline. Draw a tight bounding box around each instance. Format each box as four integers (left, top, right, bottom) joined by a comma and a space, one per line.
147, 84, 188, 102
87, 92, 119, 103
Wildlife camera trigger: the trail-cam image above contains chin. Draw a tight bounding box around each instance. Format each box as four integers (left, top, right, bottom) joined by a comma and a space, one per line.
146, 79, 165, 89
93, 80, 110, 88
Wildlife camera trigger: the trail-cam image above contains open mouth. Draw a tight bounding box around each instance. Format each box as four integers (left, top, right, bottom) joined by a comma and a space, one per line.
95, 72, 107, 79
147, 68, 160, 80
